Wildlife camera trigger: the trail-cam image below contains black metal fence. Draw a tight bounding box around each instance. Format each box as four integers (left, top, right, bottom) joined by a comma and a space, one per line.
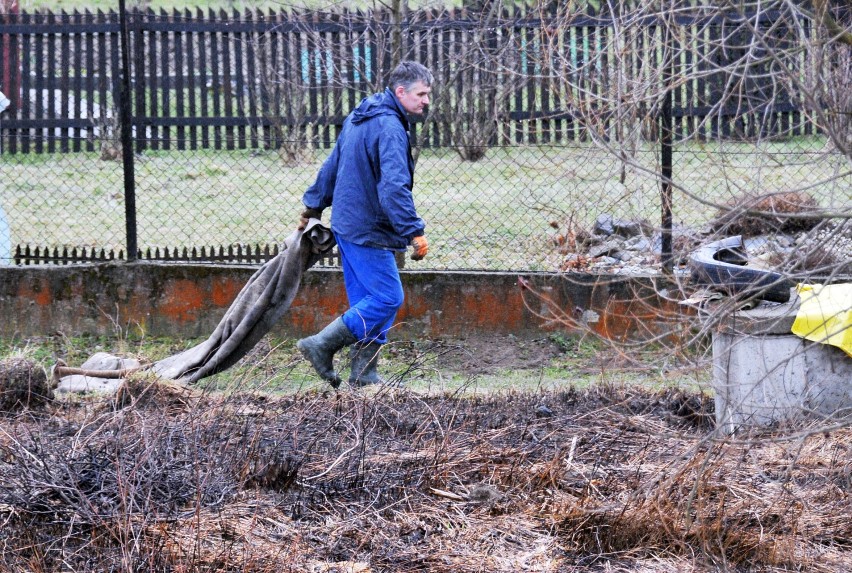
0, 5, 820, 151
0, 3, 849, 273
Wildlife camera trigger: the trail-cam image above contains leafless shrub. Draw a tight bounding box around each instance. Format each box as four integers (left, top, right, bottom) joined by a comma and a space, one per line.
710, 191, 825, 236
0, 357, 52, 413
92, 108, 123, 162
248, 15, 322, 167
424, 8, 528, 162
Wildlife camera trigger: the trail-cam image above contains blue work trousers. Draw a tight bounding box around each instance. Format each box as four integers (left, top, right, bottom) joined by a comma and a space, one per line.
336, 235, 404, 345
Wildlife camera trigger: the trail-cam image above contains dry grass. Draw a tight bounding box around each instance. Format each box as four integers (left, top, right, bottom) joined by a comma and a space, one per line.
0, 357, 53, 412
710, 191, 825, 237
2, 379, 851, 572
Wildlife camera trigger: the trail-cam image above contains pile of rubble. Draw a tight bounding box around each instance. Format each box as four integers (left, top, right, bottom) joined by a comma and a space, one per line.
552, 214, 702, 275
553, 213, 851, 278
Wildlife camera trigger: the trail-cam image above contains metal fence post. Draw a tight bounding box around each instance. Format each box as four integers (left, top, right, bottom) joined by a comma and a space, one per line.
118, 0, 137, 260
660, 13, 674, 273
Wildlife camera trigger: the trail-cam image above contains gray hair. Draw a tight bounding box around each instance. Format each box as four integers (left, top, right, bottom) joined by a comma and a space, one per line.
388, 61, 433, 92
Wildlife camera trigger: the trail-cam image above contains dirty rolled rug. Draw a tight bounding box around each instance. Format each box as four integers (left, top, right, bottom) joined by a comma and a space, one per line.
55, 219, 335, 393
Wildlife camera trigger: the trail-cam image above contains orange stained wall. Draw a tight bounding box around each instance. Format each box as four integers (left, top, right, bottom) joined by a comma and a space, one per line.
0, 263, 687, 342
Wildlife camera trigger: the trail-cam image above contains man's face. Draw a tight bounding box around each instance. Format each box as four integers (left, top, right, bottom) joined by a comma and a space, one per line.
395, 81, 431, 116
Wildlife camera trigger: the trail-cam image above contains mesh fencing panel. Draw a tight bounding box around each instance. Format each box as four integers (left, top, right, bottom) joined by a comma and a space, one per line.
1, 134, 849, 272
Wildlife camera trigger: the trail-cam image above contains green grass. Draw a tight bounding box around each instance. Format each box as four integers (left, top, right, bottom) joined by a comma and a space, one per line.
3, 139, 846, 271
1, 331, 712, 397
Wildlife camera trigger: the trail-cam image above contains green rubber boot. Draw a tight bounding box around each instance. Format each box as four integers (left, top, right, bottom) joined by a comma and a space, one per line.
348, 341, 386, 387
297, 317, 358, 388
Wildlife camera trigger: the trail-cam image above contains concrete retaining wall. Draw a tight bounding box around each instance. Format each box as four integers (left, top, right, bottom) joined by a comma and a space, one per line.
0, 262, 685, 340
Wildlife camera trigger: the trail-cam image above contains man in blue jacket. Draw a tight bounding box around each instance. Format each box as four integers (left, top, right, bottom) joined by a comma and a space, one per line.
296, 61, 432, 388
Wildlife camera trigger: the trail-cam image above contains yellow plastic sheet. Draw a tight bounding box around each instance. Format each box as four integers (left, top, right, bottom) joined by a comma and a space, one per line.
791, 283, 852, 357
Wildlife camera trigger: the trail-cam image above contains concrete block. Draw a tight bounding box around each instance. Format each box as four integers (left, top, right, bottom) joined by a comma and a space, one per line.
712, 320, 852, 433
54, 352, 140, 395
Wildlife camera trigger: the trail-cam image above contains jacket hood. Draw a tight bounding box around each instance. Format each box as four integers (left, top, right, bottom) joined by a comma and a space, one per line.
350, 88, 409, 128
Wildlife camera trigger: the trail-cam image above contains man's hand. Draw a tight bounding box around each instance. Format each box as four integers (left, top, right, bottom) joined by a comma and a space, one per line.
298, 208, 322, 231
411, 235, 429, 261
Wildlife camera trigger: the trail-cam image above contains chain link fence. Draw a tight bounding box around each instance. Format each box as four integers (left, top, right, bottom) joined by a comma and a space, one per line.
2, 135, 849, 273
1, 4, 850, 274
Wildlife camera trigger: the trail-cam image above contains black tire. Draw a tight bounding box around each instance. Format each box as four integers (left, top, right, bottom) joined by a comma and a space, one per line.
688, 236, 794, 303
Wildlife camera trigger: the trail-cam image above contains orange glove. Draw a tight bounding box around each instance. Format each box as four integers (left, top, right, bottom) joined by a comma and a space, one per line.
298, 208, 322, 231
411, 235, 429, 261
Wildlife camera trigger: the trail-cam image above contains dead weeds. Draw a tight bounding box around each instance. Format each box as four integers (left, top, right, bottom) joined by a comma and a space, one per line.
0, 357, 53, 413
1, 381, 851, 572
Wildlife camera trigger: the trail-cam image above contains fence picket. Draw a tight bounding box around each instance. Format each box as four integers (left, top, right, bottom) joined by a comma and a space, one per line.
243, 9, 259, 148
306, 10, 318, 147
427, 8, 439, 147
233, 8, 245, 148
196, 8, 209, 148
132, 9, 144, 150
209, 8, 221, 149
71, 10, 81, 152
184, 9, 196, 148
330, 10, 344, 144
49, 12, 60, 153
31, 13, 42, 153
526, 20, 537, 144
174, 8, 185, 150
145, 10, 158, 150
270, 9, 281, 149
161, 9, 172, 150
221, 8, 235, 150
590, 7, 602, 138
84, 10, 95, 152
14, 11, 28, 152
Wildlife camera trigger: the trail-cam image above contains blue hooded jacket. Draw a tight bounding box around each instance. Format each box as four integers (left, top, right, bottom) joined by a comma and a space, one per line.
302, 88, 426, 250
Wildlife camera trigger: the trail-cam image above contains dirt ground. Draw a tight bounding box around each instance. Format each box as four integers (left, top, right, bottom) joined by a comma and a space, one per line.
397, 335, 569, 374
3, 350, 852, 573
